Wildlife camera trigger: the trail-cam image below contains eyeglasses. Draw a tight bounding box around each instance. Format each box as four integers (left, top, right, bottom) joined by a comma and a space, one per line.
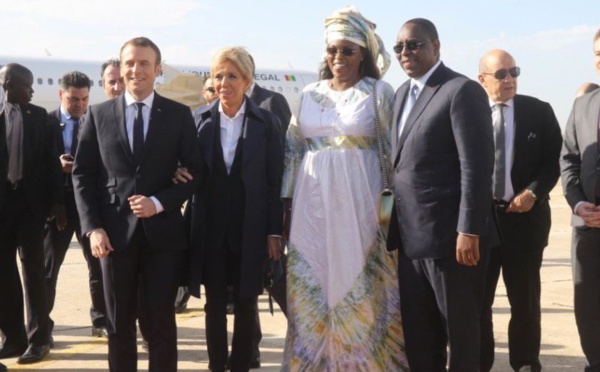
481, 67, 521, 80
393, 40, 429, 54
326, 46, 360, 57
204, 87, 215, 93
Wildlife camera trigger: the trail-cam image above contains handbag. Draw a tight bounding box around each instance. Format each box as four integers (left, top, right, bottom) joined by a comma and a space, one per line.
372, 82, 395, 227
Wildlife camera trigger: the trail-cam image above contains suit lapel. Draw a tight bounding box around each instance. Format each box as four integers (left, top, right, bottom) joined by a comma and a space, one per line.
55, 108, 66, 154
511, 95, 526, 181
394, 64, 445, 165
392, 82, 409, 164
243, 99, 265, 166
112, 96, 135, 165
141, 94, 163, 163
21, 105, 34, 178
198, 104, 218, 172
591, 92, 600, 167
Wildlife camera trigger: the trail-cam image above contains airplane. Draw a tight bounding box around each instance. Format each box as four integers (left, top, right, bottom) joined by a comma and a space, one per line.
0, 56, 318, 114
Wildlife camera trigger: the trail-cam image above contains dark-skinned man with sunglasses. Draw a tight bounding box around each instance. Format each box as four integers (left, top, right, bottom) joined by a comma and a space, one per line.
387, 18, 497, 371
478, 49, 562, 372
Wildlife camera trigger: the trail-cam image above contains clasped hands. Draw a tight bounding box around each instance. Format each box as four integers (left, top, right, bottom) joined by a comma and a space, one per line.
576, 202, 600, 228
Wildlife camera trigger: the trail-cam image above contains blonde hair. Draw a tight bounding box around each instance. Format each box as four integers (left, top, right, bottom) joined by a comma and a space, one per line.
210, 46, 254, 85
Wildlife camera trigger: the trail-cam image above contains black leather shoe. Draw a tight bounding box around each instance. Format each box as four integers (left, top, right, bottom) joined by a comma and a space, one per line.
249, 356, 260, 369
91, 326, 108, 338
17, 344, 50, 364
0, 344, 27, 359
0, 362, 7, 371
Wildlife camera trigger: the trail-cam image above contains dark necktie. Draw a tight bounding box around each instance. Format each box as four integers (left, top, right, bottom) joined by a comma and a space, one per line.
493, 104, 506, 200
71, 118, 79, 156
133, 102, 144, 162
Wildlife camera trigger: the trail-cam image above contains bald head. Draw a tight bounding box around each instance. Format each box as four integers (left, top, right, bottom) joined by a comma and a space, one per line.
478, 49, 518, 103
0, 63, 34, 105
575, 82, 599, 98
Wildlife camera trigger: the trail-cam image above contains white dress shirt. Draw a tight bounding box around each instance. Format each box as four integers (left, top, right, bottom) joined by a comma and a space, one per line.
59, 105, 79, 155
218, 100, 246, 174
490, 97, 515, 202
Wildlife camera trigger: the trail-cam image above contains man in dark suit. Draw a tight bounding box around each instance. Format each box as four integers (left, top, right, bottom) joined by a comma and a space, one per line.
0, 63, 65, 364
477, 49, 562, 372
43, 71, 109, 341
387, 19, 495, 371
72, 37, 201, 372
101, 59, 125, 99
246, 55, 291, 369
560, 28, 600, 372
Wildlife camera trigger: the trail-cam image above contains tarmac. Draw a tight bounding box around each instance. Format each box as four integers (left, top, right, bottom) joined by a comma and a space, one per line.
1, 187, 590, 371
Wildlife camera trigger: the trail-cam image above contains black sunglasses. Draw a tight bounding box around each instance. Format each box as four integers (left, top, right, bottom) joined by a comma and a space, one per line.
204, 87, 215, 93
393, 40, 429, 54
481, 67, 521, 80
326, 46, 360, 57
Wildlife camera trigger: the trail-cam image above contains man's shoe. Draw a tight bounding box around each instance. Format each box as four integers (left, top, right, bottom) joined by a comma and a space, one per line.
0, 344, 27, 359
91, 326, 108, 338
0, 362, 7, 371
17, 344, 50, 364
141, 338, 149, 352
249, 357, 261, 369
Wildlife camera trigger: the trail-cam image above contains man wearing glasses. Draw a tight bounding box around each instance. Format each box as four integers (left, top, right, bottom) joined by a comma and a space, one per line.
561, 28, 600, 372
192, 77, 218, 129
387, 18, 497, 371
478, 49, 562, 372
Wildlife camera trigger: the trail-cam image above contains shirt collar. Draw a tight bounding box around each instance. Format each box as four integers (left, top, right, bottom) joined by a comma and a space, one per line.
411, 60, 442, 91
59, 105, 77, 122
488, 97, 514, 109
124, 90, 155, 108
3, 100, 20, 114
218, 99, 247, 120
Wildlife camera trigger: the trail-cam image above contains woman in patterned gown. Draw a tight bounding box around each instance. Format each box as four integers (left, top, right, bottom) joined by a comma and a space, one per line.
281, 6, 408, 371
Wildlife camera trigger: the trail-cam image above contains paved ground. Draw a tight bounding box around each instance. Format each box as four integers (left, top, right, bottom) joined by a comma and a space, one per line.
1, 188, 589, 371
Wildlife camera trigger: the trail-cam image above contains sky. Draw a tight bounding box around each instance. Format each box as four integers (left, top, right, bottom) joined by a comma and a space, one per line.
0, 0, 598, 126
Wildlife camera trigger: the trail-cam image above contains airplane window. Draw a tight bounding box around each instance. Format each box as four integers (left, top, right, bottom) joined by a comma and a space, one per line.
58, 79, 62, 86
90, 80, 94, 87
294, 87, 299, 93
37, 78, 42, 85
270, 86, 275, 91
48, 78, 53, 85
98, 80, 102, 87
277, 87, 283, 93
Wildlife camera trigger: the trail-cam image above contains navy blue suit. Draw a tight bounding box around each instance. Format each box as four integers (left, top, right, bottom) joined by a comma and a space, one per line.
388, 63, 496, 371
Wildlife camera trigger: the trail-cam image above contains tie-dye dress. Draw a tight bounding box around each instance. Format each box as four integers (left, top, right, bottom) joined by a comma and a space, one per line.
281, 77, 408, 371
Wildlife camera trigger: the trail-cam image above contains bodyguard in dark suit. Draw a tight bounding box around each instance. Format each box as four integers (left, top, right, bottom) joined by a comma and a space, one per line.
387, 19, 495, 371
248, 83, 291, 145
188, 47, 283, 372
72, 37, 201, 372
0, 63, 65, 364
247, 57, 291, 369
560, 28, 600, 372
43, 71, 108, 340
478, 50, 562, 372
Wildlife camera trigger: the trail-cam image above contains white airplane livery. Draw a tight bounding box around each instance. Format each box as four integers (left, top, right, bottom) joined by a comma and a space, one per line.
0, 56, 318, 114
